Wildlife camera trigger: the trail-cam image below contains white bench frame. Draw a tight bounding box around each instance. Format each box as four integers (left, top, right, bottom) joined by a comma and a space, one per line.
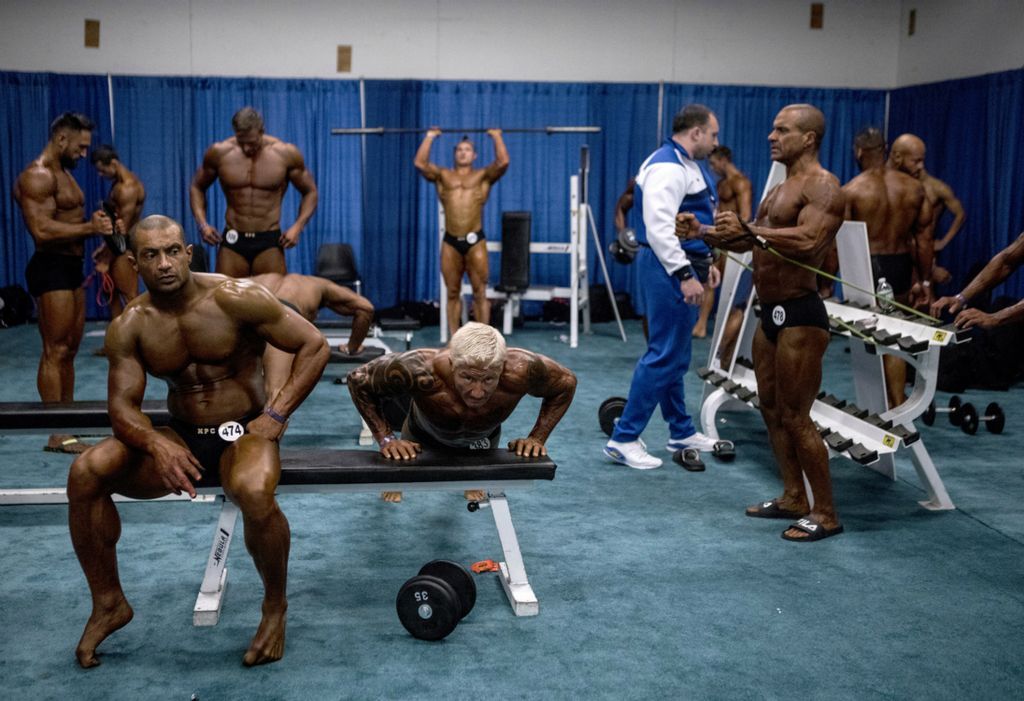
192, 480, 543, 626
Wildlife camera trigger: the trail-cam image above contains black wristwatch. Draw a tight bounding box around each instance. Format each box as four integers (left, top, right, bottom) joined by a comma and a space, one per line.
674, 265, 695, 282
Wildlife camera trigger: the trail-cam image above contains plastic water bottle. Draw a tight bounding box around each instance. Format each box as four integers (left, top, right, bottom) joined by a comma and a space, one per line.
876, 277, 895, 313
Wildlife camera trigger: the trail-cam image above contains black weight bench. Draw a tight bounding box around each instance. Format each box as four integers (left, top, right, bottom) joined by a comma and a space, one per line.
328, 345, 386, 364
192, 448, 556, 625
0, 400, 170, 434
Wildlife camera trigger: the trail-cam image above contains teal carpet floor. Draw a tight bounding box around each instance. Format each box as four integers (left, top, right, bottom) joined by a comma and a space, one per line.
1, 320, 1022, 700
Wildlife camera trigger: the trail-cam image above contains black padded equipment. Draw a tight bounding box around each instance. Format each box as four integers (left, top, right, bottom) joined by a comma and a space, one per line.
318, 317, 421, 331
847, 443, 878, 464
0, 400, 170, 433
328, 346, 386, 364
273, 448, 556, 488
825, 432, 854, 452
418, 560, 476, 619
496, 211, 531, 293
598, 397, 627, 436
890, 424, 919, 445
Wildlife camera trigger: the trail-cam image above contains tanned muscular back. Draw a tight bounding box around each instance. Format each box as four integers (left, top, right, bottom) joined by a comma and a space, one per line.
843, 167, 925, 255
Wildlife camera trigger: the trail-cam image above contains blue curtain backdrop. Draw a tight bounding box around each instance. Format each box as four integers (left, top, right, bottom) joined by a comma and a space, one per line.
2, 70, 1020, 319
889, 68, 1024, 299
113, 76, 364, 290
1, 72, 113, 319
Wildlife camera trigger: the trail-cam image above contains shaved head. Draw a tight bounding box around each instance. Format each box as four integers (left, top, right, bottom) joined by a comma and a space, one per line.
889, 133, 926, 177
891, 133, 925, 157
780, 104, 826, 150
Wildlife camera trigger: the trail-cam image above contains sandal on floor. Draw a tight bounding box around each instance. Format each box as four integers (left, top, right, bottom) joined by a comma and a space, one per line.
44, 434, 93, 455
781, 517, 844, 542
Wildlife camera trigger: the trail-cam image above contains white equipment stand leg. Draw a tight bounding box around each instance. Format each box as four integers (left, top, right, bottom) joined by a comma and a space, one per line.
439, 202, 450, 344
193, 496, 240, 626
487, 492, 539, 616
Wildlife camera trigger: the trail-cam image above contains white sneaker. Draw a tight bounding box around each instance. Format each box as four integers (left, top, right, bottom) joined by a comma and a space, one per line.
666, 432, 718, 453
604, 439, 663, 470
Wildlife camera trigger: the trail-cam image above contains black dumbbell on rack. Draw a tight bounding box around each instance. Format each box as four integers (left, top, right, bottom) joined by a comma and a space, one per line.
396, 560, 477, 641
922, 396, 963, 426
958, 402, 1006, 435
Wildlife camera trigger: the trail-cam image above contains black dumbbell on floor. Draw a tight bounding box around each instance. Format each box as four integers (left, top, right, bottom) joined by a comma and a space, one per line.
959, 402, 1006, 435
922, 396, 963, 426
396, 560, 477, 641
598, 396, 627, 436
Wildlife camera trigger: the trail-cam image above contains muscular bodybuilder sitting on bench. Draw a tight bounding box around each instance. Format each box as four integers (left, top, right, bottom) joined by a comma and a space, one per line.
346, 322, 576, 503
66, 215, 330, 668
252, 272, 374, 398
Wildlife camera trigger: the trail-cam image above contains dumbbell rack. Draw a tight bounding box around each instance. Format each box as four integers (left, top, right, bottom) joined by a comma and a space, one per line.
699, 218, 967, 511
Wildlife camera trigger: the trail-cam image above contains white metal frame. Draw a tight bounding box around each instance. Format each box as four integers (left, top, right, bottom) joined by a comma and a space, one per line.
439, 173, 588, 348
193, 480, 542, 626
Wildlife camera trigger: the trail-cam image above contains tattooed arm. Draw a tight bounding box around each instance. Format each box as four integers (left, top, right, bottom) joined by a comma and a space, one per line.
508, 351, 577, 457
346, 350, 439, 459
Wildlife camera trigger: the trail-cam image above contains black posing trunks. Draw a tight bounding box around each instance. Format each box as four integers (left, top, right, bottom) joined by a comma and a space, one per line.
25, 251, 85, 298
871, 253, 913, 296
760, 292, 830, 344
221, 228, 282, 264
443, 231, 486, 256
168, 410, 262, 488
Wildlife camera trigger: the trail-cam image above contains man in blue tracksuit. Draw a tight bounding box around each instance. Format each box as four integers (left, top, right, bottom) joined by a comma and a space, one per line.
604, 104, 721, 469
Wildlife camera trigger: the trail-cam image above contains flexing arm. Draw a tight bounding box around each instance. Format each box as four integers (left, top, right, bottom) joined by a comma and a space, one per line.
189, 146, 221, 244
713, 176, 844, 257
934, 184, 966, 251
15, 168, 109, 242
483, 129, 510, 182
413, 129, 443, 181
347, 350, 439, 458
106, 316, 203, 497
320, 279, 375, 354
223, 281, 330, 440
280, 145, 319, 248
687, 196, 766, 252
509, 353, 577, 457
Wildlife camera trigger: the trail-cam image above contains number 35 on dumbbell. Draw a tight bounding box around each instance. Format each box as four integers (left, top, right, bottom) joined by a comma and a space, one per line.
396, 560, 477, 641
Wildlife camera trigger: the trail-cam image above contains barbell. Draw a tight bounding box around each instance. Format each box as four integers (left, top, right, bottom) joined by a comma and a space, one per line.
331, 126, 601, 136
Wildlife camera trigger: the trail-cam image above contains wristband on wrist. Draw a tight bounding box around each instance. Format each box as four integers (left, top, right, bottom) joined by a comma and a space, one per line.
674, 265, 695, 282
379, 433, 398, 447
265, 406, 289, 424
955, 293, 967, 306
921, 280, 931, 288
